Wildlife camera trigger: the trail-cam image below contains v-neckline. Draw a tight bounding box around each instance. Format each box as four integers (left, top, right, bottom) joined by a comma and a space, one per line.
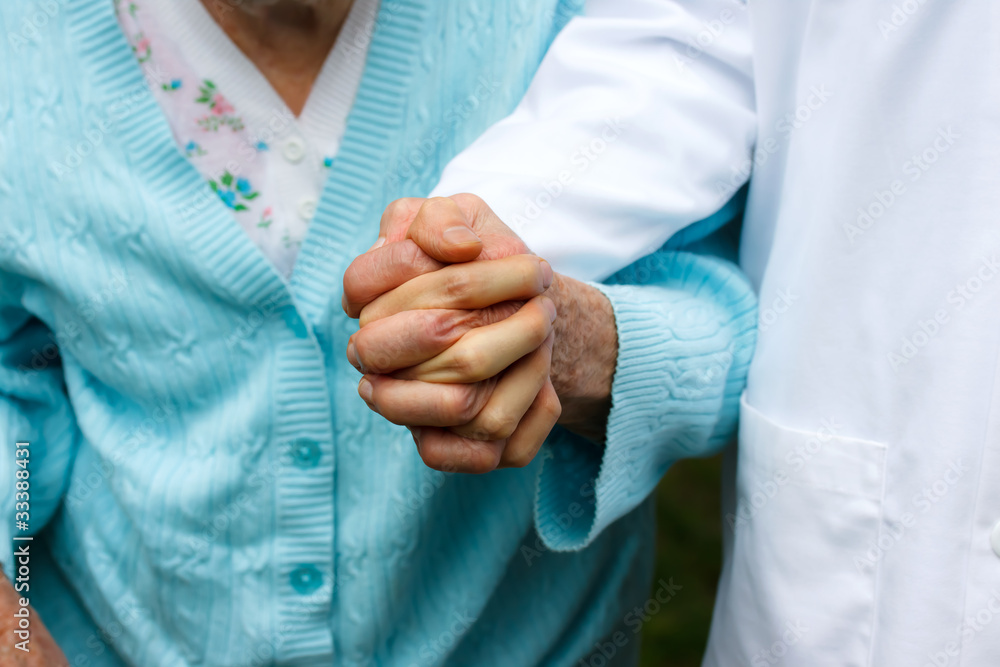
146, 0, 381, 154
68, 0, 431, 322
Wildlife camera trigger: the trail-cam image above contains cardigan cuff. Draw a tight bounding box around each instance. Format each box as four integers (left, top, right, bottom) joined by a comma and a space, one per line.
534, 254, 757, 551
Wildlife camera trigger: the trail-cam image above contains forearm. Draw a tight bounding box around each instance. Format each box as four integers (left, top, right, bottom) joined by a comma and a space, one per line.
549, 274, 618, 444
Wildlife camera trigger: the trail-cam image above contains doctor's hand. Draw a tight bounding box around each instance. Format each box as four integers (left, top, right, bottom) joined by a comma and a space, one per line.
343, 195, 618, 473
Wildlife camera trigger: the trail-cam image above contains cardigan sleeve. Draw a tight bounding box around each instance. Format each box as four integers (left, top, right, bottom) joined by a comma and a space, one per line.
0, 274, 80, 577
533, 223, 757, 551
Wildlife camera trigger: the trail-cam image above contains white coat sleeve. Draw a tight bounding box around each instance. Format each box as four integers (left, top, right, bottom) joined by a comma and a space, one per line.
432, 0, 757, 282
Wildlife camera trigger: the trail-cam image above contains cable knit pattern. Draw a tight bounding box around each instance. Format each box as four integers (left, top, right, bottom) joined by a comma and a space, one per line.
0, 1, 755, 666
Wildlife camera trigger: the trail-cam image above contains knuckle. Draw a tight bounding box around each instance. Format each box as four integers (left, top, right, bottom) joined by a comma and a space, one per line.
449, 192, 485, 210
515, 257, 542, 291
423, 196, 461, 217
450, 346, 488, 380
352, 335, 372, 370
428, 311, 467, 346
384, 198, 414, 223
465, 442, 503, 474
391, 239, 424, 270
504, 448, 537, 469
542, 393, 562, 423
353, 335, 394, 373
475, 409, 516, 441
480, 302, 520, 327
382, 199, 402, 220
418, 443, 450, 472
342, 263, 364, 303
419, 439, 499, 475
443, 385, 481, 423
442, 270, 474, 302
526, 310, 550, 344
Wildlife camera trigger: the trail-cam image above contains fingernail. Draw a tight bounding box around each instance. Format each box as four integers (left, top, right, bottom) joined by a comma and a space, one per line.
347, 340, 360, 370
541, 296, 557, 322
539, 260, 554, 289
367, 236, 386, 252
358, 377, 374, 404
443, 225, 481, 247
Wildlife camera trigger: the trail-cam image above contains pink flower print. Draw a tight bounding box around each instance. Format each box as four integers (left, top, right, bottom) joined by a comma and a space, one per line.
258, 206, 274, 229
133, 33, 152, 63
212, 94, 234, 116
196, 80, 245, 132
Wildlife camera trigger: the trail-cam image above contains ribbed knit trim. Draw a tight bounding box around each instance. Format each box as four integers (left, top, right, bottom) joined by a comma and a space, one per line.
535, 251, 758, 551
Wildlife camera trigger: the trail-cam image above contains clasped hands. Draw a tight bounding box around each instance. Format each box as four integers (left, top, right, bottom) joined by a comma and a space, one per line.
342, 194, 617, 474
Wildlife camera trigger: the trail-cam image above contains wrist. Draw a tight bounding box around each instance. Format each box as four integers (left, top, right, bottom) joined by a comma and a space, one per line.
548, 273, 618, 444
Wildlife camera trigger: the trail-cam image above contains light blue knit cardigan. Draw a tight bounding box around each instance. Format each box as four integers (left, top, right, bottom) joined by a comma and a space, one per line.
0, 0, 756, 665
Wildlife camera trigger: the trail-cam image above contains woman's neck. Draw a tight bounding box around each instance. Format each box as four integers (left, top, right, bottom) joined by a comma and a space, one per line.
199, 0, 355, 116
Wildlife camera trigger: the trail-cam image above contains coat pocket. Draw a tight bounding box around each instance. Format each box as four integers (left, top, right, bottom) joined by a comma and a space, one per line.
705, 393, 887, 667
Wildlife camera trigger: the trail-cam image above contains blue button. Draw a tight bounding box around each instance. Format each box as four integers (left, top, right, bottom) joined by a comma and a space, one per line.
289, 439, 321, 469
290, 564, 323, 595
281, 307, 310, 339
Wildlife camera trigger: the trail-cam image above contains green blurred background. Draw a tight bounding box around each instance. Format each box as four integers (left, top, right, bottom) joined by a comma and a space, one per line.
638, 454, 724, 667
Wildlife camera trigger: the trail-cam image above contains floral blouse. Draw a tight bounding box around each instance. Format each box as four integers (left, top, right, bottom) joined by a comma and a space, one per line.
114, 0, 379, 278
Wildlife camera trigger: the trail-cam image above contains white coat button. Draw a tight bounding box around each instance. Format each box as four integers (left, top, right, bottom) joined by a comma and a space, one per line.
991, 520, 1000, 558
298, 198, 317, 221
283, 136, 306, 163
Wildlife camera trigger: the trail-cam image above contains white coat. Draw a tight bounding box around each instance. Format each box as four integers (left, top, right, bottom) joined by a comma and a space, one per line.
433, 1, 1000, 665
